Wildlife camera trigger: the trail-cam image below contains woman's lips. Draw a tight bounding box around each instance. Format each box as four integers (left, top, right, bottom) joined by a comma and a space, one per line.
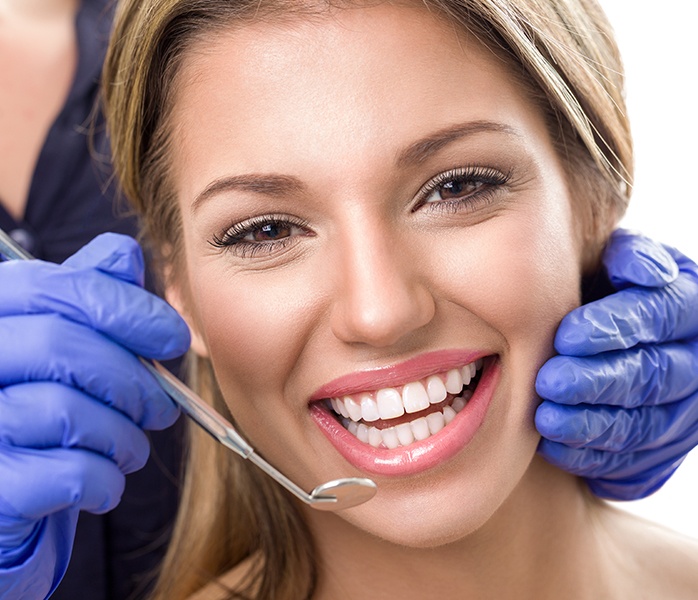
310, 349, 486, 400
309, 353, 499, 477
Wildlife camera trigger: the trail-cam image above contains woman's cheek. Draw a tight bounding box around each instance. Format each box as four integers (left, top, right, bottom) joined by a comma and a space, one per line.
196, 260, 323, 403
432, 198, 580, 356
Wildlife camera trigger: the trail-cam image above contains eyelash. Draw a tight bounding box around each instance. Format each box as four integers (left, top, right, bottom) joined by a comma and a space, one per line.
209, 214, 310, 258
209, 166, 511, 257
414, 165, 511, 213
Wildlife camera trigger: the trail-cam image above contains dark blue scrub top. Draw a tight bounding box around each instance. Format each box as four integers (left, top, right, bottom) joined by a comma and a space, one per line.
0, 1, 183, 598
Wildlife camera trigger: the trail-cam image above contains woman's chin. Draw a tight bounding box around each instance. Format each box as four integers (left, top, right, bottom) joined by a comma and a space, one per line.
312, 438, 540, 551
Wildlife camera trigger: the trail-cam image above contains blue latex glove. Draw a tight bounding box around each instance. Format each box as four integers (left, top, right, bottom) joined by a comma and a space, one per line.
0, 233, 190, 599
536, 229, 698, 500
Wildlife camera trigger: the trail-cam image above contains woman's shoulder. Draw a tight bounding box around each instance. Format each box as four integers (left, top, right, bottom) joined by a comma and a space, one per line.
186, 555, 261, 600
631, 518, 698, 598
603, 505, 698, 599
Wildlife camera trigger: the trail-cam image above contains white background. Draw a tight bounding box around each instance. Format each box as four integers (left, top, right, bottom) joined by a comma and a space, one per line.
597, 1, 698, 537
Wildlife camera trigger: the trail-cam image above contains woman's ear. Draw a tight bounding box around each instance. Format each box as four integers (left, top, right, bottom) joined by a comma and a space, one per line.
165, 281, 210, 358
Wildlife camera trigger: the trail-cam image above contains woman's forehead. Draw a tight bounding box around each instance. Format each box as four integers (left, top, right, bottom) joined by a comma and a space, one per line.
168, 3, 550, 194
175, 3, 474, 90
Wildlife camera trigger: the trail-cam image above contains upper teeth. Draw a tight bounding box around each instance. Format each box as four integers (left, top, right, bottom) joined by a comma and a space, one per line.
329, 359, 482, 423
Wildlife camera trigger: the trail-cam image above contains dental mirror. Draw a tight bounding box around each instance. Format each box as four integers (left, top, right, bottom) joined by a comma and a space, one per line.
0, 227, 378, 511
140, 359, 377, 511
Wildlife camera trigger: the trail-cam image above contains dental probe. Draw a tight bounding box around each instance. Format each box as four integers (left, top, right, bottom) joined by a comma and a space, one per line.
0, 227, 377, 511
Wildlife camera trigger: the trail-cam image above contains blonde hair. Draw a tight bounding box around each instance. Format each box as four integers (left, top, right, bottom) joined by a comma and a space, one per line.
102, 1, 633, 597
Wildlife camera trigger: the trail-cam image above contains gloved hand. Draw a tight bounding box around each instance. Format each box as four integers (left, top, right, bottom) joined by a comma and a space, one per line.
536, 229, 698, 500
0, 233, 190, 599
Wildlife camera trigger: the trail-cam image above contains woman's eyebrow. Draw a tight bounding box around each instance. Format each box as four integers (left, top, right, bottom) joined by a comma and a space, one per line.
191, 174, 305, 212
396, 120, 521, 168
191, 121, 519, 211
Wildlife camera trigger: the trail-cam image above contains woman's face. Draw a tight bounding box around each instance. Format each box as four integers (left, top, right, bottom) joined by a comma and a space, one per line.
168, 4, 584, 546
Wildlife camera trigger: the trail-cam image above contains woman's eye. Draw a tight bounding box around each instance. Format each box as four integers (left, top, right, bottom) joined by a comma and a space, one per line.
424, 178, 486, 203
245, 222, 295, 242
418, 166, 510, 210
210, 216, 310, 257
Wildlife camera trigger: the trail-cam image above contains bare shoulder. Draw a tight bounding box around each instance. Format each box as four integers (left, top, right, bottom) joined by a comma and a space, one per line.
602, 504, 698, 599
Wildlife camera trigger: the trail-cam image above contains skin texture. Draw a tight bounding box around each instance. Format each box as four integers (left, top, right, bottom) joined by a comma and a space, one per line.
165, 5, 698, 598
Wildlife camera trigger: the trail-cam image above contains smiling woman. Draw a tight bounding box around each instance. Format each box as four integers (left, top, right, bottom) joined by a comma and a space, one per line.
102, 1, 698, 599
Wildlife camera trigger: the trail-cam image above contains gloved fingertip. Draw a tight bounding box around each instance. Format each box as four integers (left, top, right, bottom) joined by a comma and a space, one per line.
553, 317, 594, 356
120, 431, 153, 475
535, 358, 570, 400
534, 402, 562, 440
62, 233, 145, 287
604, 230, 678, 288
610, 249, 678, 288
95, 234, 145, 286
92, 490, 124, 515
141, 400, 181, 432
90, 474, 126, 515
125, 301, 191, 360
554, 301, 636, 355
159, 318, 191, 359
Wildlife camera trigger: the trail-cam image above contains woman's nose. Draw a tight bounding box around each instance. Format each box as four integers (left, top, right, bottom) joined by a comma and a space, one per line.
329, 226, 436, 348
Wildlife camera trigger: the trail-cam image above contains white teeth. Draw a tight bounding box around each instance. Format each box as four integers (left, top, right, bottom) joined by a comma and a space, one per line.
332, 398, 349, 418
395, 423, 415, 446
426, 375, 448, 404
453, 390, 472, 413
337, 398, 350, 419
344, 395, 363, 421
368, 426, 383, 448
402, 381, 430, 414
460, 365, 472, 386
381, 427, 400, 449
377, 388, 404, 420
426, 411, 445, 435
344, 402, 468, 449
357, 423, 369, 443
445, 368, 464, 394
452, 395, 467, 413
360, 393, 380, 422
328, 359, 484, 445
410, 417, 430, 441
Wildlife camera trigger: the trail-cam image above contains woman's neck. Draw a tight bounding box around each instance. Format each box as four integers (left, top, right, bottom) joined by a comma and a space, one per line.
306, 458, 626, 600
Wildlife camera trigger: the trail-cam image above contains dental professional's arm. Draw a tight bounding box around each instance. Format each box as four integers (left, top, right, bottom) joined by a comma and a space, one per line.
536, 229, 698, 500
0, 234, 189, 599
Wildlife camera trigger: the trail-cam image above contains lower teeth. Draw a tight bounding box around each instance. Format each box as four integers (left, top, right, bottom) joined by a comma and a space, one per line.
342, 390, 472, 449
